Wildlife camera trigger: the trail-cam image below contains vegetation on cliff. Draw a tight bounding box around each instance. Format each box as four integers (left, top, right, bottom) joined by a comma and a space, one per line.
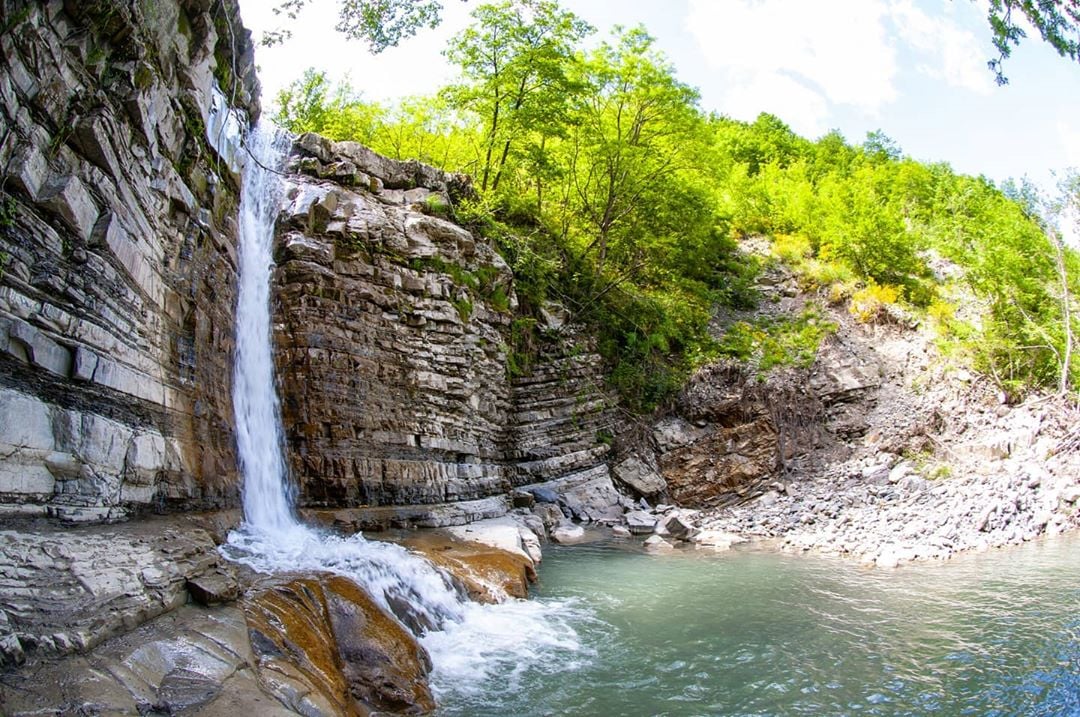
274, 0, 1080, 410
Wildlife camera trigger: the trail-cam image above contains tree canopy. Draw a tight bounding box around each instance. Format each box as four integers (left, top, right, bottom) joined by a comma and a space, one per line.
274, 0, 1080, 408
268, 0, 1080, 83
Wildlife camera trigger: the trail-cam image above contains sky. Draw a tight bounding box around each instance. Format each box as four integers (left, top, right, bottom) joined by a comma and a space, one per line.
236, 0, 1080, 193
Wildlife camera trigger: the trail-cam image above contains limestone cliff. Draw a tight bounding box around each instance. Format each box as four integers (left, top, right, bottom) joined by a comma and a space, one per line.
0, 0, 258, 520
274, 133, 620, 525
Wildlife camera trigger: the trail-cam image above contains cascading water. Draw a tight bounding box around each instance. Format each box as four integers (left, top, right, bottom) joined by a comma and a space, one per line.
222, 116, 591, 699
231, 123, 295, 536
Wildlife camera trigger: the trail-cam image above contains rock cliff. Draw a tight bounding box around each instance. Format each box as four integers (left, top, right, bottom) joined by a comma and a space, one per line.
0, 7, 621, 525
273, 133, 620, 525
0, 0, 259, 521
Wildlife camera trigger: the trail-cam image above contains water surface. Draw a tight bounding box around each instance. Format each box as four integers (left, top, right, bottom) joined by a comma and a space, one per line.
433, 537, 1080, 716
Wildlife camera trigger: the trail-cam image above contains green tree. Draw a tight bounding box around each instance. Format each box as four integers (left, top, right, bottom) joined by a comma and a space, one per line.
986, 0, 1080, 83
442, 0, 592, 193
267, 0, 1080, 84
561, 27, 703, 275
274, 69, 383, 142
265, 0, 449, 52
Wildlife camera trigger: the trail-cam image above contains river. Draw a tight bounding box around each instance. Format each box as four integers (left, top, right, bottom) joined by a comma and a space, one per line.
433, 536, 1080, 716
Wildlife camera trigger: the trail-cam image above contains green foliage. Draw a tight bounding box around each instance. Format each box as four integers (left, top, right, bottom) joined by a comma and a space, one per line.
274, 70, 383, 142
507, 317, 539, 378
0, 194, 16, 230
987, 0, 1080, 84
452, 296, 474, 321
443, 0, 592, 193
718, 306, 837, 374
277, 0, 1080, 405
849, 282, 901, 324
266, 0, 444, 52
422, 193, 450, 217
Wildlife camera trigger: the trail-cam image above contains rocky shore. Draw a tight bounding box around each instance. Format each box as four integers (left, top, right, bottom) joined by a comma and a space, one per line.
0, 512, 545, 715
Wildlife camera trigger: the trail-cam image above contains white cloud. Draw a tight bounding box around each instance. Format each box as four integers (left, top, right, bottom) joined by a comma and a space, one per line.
888, 0, 994, 94
723, 72, 831, 137
685, 0, 898, 129
684, 0, 1001, 134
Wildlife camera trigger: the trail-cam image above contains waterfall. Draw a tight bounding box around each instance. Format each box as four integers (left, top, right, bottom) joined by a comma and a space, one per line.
231, 124, 295, 535
224, 119, 468, 630
223, 117, 589, 700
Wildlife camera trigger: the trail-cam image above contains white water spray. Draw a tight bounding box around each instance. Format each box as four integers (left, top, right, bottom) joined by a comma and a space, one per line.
224, 117, 590, 698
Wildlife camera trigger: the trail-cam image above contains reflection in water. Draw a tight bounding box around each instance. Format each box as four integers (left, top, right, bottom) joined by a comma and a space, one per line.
434, 537, 1080, 716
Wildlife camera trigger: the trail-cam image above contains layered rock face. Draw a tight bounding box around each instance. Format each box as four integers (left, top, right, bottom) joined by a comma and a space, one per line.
0, 0, 259, 520
655, 361, 784, 507
0, 1, 618, 524
273, 134, 618, 521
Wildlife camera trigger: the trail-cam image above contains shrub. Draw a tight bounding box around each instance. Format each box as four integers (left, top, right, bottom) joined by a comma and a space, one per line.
849, 282, 901, 323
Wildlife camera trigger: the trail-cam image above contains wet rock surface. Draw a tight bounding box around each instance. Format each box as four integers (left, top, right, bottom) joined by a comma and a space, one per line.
397, 527, 537, 601
0, 512, 240, 668
1, 568, 439, 717
1, 604, 262, 716
244, 574, 435, 716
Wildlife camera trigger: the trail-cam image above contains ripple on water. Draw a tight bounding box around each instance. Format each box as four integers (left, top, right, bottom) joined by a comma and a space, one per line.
432, 536, 1080, 717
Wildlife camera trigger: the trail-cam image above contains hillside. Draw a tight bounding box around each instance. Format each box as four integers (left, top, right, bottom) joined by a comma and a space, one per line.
673, 238, 1080, 565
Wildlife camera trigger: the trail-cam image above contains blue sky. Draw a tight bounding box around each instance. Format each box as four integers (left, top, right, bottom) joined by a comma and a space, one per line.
239, 0, 1080, 190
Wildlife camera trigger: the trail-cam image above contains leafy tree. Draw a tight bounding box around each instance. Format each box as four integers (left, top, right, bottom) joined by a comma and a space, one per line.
264, 0, 450, 51
268, 0, 1080, 406
265, 0, 1080, 88
274, 69, 383, 141
442, 0, 592, 193
560, 27, 703, 274
986, 0, 1080, 83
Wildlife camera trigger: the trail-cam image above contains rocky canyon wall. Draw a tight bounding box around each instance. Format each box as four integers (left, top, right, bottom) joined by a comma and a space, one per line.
0, 2, 622, 526
0, 0, 259, 521
275, 134, 620, 525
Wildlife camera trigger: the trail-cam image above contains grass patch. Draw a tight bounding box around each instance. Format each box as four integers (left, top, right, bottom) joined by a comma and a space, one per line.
717, 304, 836, 374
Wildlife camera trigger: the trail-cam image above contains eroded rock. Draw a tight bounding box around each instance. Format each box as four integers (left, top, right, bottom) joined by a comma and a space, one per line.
244, 574, 436, 716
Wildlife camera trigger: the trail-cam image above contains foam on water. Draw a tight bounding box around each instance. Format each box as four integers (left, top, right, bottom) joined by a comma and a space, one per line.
226, 117, 592, 694
423, 598, 597, 698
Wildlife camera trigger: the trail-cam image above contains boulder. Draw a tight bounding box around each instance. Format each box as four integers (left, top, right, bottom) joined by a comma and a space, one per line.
244, 575, 435, 716
612, 455, 668, 500
399, 531, 535, 601
531, 502, 566, 533
185, 569, 240, 606
690, 530, 746, 551
511, 490, 536, 509
529, 487, 561, 504
551, 524, 586, 544
624, 510, 657, 535
643, 535, 674, 551
664, 514, 699, 541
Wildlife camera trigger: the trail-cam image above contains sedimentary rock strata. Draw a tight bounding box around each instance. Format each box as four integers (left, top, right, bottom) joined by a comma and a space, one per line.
0, 0, 259, 519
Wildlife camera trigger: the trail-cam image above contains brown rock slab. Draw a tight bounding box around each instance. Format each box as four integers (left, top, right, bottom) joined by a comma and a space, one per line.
398, 531, 536, 602
187, 569, 240, 606
660, 418, 778, 507
243, 574, 435, 716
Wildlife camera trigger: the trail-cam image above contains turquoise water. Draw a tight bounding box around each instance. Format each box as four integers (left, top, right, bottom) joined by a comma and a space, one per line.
433, 537, 1080, 716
